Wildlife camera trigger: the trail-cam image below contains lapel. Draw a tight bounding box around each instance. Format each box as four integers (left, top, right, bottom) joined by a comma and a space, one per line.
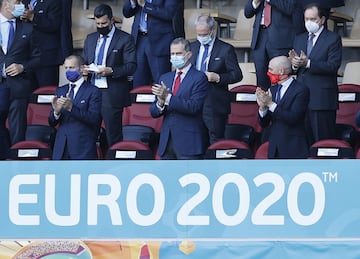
107, 28, 119, 59
72, 81, 87, 104
88, 33, 99, 63
308, 29, 327, 58
177, 66, 194, 96
208, 39, 220, 70
191, 41, 200, 66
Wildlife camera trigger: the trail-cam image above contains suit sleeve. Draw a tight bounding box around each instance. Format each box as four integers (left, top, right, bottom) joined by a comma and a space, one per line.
217, 45, 243, 86
123, 0, 139, 18
112, 34, 137, 78
144, 0, 177, 21
269, 0, 295, 15
244, 0, 258, 18
31, 1, 62, 33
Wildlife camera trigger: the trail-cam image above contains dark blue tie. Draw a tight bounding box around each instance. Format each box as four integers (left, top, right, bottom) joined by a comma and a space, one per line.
275, 84, 283, 103
97, 36, 108, 65
200, 44, 209, 72
7, 20, 14, 52
307, 33, 315, 56
69, 84, 75, 100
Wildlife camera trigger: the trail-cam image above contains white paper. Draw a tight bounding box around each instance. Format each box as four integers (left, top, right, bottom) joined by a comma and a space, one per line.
87, 63, 101, 73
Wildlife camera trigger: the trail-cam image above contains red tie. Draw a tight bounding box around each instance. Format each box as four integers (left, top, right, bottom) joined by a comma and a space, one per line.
172, 71, 182, 95
140, 244, 150, 259
264, 1, 271, 27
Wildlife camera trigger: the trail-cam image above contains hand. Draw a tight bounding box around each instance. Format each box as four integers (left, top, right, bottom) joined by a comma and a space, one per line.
5, 64, 24, 77
97, 66, 113, 77
137, 0, 145, 7
81, 65, 89, 77
21, 6, 34, 22
255, 87, 267, 110
205, 72, 220, 83
62, 93, 73, 111
52, 96, 62, 115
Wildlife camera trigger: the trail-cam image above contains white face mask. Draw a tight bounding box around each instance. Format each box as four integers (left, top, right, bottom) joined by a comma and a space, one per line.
197, 34, 212, 45
305, 20, 320, 34
170, 55, 186, 69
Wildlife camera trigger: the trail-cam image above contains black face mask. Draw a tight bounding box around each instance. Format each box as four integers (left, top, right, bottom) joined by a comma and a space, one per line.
97, 26, 111, 36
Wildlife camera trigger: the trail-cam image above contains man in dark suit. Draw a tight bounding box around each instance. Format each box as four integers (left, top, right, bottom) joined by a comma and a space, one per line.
190, 15, 243, 144
150, 38, 209, 159
60, 0, 73, 60
21, 0, 63, 87
256, 56, 310, 159
82, 4, 136, 147
0, 0, 40, 148
245, 0, 296, 90
49, 55, 102, 160
289, 3, 342, 144
123, 0, 178, 88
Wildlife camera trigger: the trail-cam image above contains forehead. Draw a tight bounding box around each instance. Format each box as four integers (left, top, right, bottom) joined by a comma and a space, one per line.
64, 58, 78, 67
304, 7, 319, 19
95, 15, 110, 23
196, 23, 210, 33
170, 43, 185, 53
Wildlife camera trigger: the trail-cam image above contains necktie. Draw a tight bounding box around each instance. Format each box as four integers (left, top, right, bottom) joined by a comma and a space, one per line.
264, 1, 271, 27
7, 20, 14, 52
275, 84, 282, 103
200, 44, 209, 72
97, 36, 108, 65
69, 84, 76, 99
307, 33, 315, 55
139, 244, 150, 259
172, 71, 182, 95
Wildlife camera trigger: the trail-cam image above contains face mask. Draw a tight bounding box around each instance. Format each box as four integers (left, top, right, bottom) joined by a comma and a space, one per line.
197, 34, 212, 45
12, 4, 25, 18
66, 70, 81, 82
305, 20, 320, 34
267, 71, 281, 85
97, 26, 111, 36
170, 55, 186, 69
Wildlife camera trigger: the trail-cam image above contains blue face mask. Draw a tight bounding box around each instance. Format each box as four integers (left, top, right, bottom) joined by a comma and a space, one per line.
170, 55, 186, 69
12, 4, 25, 18
66, 70, 81, 82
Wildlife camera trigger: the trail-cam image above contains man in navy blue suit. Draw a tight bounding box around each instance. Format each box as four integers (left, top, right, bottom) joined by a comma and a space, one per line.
190, 15, 243, 144
123, 0, 178, 88
150, 38, 209, 159
49, 55, 102, 160
289, 3, 342, 144
256, 56, 310, 159
245, 0, 296, 90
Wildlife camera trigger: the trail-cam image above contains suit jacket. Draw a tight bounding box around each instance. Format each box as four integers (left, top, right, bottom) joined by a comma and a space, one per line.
293, 29, 342, 111
22, 0, 63, 66
60, 0, 73, 61
190, 38, 243, 115
244, 0, 295, 50
49, 81, 102, 160
0, 20, 41, 99
259, 80, 310, 158
123, 0, 177, 56
149, 66, 209, 157
82, 28, 137, 108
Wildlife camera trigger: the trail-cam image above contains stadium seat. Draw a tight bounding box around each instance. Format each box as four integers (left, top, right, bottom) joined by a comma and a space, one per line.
335, 123, 359, 149
27, 85, 57, 125
336, 83, 360, 130
254, 141, 269, 159
25, 125, 57, 149
8, 140, 52, 160
205, 139, 253, 159
123, 125, 157, 149
105, 140, 154, 160
356, 147, 360, 159
224, 123, 256, 147
309, 139, 355, 159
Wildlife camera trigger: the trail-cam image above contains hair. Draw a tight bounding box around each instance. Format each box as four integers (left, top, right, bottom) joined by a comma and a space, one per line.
65, 55, 84, 67
171, 37, 191, 52
195, 15, 216, 31
304, 3, 326, 19
94, 4, 113, 20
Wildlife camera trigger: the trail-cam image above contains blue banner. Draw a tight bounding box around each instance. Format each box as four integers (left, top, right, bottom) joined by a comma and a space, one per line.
0, 160, 359, 239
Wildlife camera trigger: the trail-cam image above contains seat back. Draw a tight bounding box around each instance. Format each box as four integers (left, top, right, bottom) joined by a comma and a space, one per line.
205, 139, 253, 159
228, 63, 257, 89
341, 63, 360, 84
309, 139, 355, 159
254, 141, 269, 159
224, 123, 256, 147
106, 140, 154, 160
336, 83, 360, 130
123, 85, 163, 133
349, 8, 360, 39
232, 9, 254, 41
25, 125, 57, 149
27, 86, 57, 125
121, 15, 134, 34
8, 140, 52, 160
228, 85, 262, 133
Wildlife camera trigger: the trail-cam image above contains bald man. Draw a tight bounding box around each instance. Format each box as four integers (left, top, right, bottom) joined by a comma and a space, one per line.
256, 56, 310, 159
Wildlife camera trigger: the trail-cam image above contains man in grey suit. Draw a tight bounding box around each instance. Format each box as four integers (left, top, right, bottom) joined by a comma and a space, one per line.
82, 4, 137, 147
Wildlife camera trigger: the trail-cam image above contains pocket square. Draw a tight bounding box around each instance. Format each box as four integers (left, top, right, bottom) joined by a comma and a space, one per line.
38, 10, 44, 13
22, 35, 27, 39
81, 100, 86, 104
215, 57, 221, 61
113, 49, 119, 53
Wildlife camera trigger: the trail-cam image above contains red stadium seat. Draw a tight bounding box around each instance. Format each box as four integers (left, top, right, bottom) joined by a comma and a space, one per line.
8, 140, 52, 160
254, 141, 269, 159
309, 139, 355, 159
336, 83, 360, 130
205, 139, 253, 159
27, 85, 57, 125
105, 140, 154, 160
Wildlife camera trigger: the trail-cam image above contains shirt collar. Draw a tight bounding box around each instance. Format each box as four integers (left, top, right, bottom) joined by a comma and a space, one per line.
0, 13, 15, 24
69, 77, 85, 88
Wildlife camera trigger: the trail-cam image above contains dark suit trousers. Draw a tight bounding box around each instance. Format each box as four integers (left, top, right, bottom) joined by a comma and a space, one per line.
203, 106, 227, 145
305, 109, 336, 145
161, 133, 204, 160
101, 90, 123, 146
8, 98, 28, 145
133, 34, 171, 87
0, 83, 10, 159
253, 27, 289, 90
